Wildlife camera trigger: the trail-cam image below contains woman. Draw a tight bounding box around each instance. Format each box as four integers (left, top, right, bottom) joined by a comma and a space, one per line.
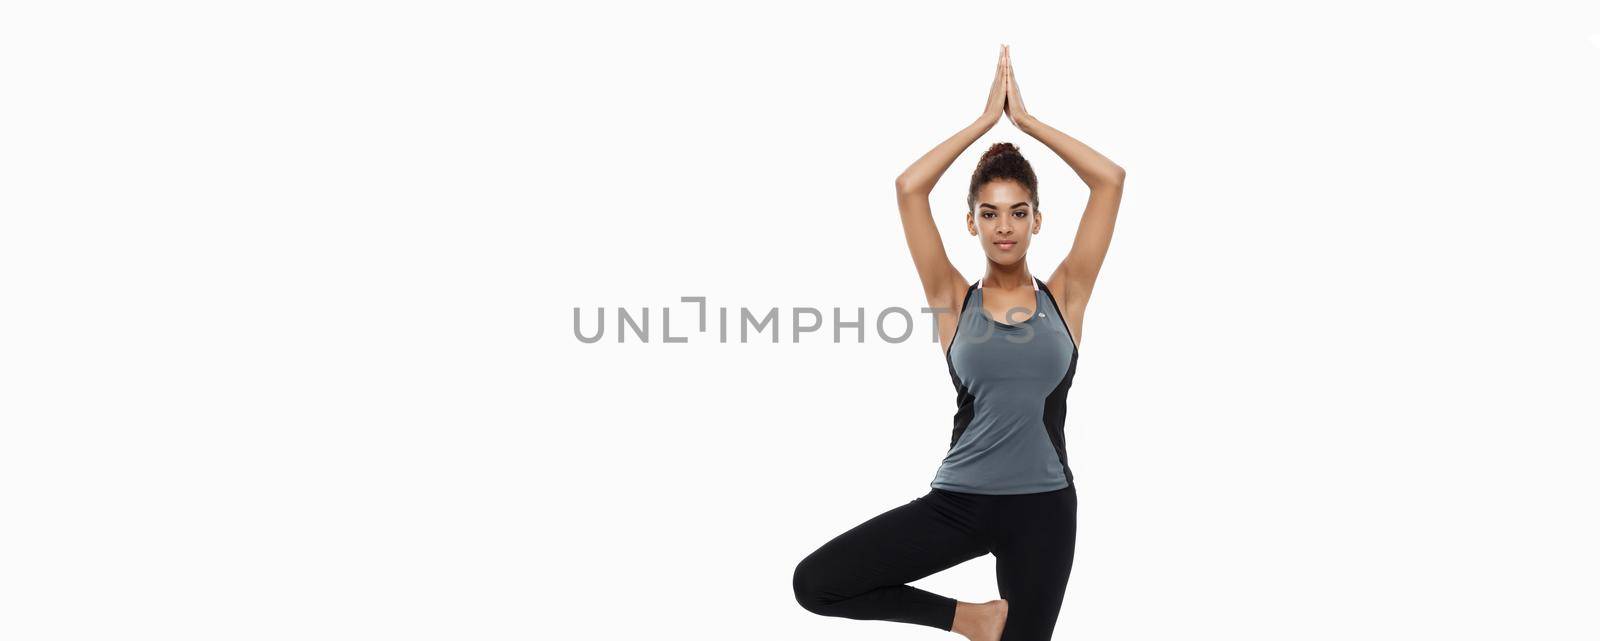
792, 44, 1125, 641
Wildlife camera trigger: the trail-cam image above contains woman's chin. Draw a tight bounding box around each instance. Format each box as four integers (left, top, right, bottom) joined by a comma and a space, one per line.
986, 251, 1026, 265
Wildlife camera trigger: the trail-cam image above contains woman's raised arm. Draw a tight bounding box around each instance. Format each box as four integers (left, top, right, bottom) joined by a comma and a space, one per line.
895, 45, 1008, 313
1003, 47, 1125, 342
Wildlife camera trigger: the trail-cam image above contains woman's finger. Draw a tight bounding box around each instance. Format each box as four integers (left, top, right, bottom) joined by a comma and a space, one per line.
1006, 49, 1018, 92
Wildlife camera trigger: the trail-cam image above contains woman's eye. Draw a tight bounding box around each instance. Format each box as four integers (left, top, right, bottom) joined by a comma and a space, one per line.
981, 212, 995, 218
1013, 210, 1027, 217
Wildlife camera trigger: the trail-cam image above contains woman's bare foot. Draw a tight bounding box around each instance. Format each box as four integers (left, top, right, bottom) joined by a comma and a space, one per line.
951, 599, 1007, 641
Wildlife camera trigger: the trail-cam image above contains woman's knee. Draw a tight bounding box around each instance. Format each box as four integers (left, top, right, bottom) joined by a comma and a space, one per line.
791, 552, 835, 615
994, 595, 1067, 641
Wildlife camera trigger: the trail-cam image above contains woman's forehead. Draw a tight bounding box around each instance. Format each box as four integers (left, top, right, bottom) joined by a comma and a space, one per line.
976, 181, 1032, 206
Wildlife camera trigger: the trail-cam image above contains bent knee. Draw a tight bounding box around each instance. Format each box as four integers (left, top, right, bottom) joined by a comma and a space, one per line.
791, 554, 833, 615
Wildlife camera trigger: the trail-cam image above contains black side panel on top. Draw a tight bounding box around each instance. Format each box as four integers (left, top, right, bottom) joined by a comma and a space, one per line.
944, 282, 979, 450
1035, 275, 1078, 483
1040, 352, 1077, 484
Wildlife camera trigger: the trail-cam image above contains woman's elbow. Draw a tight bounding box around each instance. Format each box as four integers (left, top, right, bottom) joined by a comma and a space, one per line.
1094, 165, 1126, 190
895, 175, 929, 197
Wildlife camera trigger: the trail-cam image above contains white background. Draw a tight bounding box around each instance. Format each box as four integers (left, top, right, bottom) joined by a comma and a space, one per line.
3, 1, 1598, 639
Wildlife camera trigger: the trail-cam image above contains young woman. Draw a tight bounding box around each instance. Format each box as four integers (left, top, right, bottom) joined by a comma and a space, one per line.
792, 45, 1125, 641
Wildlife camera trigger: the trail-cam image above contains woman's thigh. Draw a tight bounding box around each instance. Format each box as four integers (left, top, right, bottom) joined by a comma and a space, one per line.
989, 486, 1078, 641
795, 490, 989, 600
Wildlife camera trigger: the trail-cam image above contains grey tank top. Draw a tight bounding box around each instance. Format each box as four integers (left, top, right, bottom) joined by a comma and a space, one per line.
929, 274, 1079, 494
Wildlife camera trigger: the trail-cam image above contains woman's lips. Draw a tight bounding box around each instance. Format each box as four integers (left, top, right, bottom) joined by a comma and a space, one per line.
996, 241, 1017, 250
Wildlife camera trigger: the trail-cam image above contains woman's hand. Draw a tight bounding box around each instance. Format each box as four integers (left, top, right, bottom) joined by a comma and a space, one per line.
979, 44, 1008, 128
1002, 45, 1031, 129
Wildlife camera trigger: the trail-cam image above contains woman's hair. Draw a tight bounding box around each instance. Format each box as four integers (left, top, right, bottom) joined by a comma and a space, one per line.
967, 142, 1039, 213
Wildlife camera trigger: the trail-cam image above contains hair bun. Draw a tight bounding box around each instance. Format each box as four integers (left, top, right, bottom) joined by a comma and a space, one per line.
978, 142, 1021, 165
967, 141, 1039, 213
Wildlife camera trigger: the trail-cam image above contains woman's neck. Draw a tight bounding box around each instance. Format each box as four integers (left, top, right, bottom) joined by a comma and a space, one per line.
982, 261, 1031, 289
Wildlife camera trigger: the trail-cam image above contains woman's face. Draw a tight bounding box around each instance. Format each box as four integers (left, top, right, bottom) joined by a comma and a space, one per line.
968, 179, 1039, 265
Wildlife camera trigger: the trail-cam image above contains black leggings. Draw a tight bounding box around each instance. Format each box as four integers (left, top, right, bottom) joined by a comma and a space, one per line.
792, 484, 1077, 641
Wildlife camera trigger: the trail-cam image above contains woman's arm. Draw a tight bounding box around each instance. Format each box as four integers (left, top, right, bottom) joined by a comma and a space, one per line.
1003, 47, 1125, 342
895, 45, 1008, 315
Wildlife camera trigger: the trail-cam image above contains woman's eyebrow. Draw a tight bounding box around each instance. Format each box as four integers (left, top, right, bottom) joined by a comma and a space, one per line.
978, 202, 1031, 209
